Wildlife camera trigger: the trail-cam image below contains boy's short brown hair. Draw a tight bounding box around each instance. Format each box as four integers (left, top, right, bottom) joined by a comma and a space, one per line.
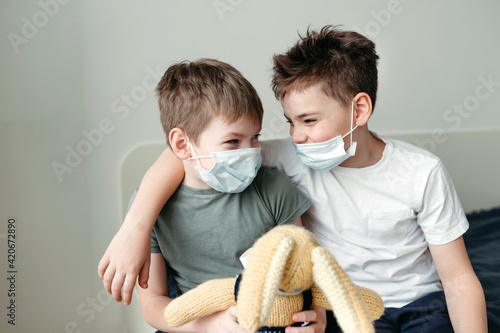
156, 59, 264, 146
272, 25, 380, 110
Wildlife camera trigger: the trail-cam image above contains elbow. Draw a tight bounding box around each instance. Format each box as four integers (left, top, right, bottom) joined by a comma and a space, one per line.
139, 300, 165, 331
442, 270, 483, 300
140, 306, 156, 329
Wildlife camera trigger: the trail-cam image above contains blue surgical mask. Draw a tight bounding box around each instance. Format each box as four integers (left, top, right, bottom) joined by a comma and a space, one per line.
187, 140, 261, 193
293, 100, 358, 171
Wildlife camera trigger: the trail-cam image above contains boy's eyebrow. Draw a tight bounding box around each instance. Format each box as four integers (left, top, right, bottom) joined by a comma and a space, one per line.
221, 128, 262, 138
221, 132, 243, 138
284, 111, 322, 120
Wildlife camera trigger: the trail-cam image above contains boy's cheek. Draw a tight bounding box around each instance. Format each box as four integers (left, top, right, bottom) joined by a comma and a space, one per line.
198, 159, 215, 171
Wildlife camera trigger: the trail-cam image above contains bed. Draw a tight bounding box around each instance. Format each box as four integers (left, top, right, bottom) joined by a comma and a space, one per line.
464, 207, 500, 331
120, 129, 500, 331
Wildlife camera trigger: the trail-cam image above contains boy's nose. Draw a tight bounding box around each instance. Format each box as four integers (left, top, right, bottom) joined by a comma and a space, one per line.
291, 128, 307, 144
241, 141, 255, 149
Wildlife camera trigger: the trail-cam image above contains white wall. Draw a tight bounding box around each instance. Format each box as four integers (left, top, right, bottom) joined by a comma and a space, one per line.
0, 0, 499, 332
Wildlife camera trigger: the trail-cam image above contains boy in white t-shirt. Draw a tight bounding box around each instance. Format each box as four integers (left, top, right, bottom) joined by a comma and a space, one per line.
99, 26, 486, 332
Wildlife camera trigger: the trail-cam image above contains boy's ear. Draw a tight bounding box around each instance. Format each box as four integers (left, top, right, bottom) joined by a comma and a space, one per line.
353, 93, 372, 127
169, 128, 191, 160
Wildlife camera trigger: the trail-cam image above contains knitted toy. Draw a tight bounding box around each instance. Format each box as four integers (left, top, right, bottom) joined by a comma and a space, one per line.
164, 225, 385, 333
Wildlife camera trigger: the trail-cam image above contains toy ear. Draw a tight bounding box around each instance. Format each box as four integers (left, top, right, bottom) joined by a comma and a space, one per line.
236, 229, 294, 332
312, 246, 375, 333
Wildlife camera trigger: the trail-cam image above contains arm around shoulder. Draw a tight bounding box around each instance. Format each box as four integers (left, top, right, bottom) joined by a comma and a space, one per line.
98, 147, 185, 304
128, 147, 184, 227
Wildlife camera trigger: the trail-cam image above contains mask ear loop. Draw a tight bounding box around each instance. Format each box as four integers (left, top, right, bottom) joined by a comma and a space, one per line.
186, 135, 213, 169
185, 136, 203, 168
341, 100, 358, 148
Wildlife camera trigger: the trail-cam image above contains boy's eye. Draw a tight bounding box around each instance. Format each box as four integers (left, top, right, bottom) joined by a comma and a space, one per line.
225, 139, 239, 144
304, 119, 316, 126
252, 133, 261, 140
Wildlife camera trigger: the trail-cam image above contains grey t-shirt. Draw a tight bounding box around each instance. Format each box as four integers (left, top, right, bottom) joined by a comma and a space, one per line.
148, 166, 310, 295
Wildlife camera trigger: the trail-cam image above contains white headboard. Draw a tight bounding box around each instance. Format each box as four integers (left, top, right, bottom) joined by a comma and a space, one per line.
120, 130, 500, 215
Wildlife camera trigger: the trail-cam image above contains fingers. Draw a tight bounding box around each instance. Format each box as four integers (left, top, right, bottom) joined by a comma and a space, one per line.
203, 307, 247, 333
99, 256, 150, 305
292, 309, 319, 323
111, 272, 126, 303
138, 259, 150, 289
99, 253, 124, 303
100, 264, 141, 305
225, 307, 247, 333
227, 305, 237, 318
97, 227, 152, 305
97, 253, 110, 279
122, 275, 137, 305
287, 308, 327, 333
285, 326, 316, 333
101, 264, 116, 296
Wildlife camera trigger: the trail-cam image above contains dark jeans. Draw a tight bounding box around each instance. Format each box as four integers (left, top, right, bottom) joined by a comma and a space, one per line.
159, 291, 452, 333
326, 290, 453, 333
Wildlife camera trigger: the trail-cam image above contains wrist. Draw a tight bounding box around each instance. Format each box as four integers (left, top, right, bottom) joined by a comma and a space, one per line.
191, 315, 211, 333
122, 210, 156, 231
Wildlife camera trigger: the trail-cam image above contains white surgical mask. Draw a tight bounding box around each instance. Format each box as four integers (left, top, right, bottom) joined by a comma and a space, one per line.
293, 100, 358, 171
187, 139, 261, 193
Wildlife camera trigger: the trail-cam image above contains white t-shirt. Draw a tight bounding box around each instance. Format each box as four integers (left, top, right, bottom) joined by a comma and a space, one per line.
261, 134, 469, 307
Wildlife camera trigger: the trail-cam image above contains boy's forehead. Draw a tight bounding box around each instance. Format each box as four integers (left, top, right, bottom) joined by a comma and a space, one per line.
282, 85, 343, 114
214, 113, 262, 130
284, 81, 331, 98
283, 84, 335, 103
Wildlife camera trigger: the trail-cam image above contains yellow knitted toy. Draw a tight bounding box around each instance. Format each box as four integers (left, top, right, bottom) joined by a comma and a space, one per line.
164, 225, 385, 333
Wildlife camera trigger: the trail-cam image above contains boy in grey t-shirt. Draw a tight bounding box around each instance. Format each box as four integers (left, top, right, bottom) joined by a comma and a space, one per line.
135, 59, 311, 333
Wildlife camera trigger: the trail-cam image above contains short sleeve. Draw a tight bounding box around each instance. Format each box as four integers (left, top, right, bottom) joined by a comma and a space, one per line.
260, 138, 305, 179
150, 229, 161, 253
418, 161, 469, 245
252, 166, 311, 225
